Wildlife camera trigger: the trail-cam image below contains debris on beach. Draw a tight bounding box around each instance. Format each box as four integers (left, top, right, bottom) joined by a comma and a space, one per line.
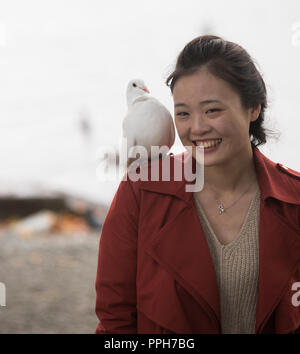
0, 194, 108, 238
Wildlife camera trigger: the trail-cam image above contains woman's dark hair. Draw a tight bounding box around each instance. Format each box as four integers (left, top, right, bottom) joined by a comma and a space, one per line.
165, 35, 279, 147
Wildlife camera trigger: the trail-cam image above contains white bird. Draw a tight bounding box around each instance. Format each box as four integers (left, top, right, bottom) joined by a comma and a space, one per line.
122, 78, 175, 169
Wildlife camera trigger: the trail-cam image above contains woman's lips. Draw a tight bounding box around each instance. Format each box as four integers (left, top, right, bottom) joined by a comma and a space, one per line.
192, 138, 222, 147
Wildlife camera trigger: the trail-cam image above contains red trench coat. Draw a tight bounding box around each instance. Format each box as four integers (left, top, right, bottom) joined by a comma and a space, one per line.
95, 143, 300, 334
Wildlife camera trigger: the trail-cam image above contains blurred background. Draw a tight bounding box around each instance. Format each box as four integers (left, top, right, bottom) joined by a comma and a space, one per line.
0, 0, 299, 333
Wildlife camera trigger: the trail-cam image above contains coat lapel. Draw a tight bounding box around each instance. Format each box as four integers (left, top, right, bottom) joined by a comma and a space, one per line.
143, 196, 221, 331
138, 144, 300, 333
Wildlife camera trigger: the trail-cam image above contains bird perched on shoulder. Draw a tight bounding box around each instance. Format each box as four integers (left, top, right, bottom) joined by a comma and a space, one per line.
122, 78, 175, 169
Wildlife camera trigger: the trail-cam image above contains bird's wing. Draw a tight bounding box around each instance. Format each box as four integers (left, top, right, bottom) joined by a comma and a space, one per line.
122, 115, 135, 150
169, 116, 176, 147
123, 96, 175, 155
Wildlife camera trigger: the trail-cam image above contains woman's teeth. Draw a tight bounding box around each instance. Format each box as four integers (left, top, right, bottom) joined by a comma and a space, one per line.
193, 139, 222, 148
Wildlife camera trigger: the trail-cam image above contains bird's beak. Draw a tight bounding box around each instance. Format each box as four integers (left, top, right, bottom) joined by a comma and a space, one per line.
141, 87, 150, 94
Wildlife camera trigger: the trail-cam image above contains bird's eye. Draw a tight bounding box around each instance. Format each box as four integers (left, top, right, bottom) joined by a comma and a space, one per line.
132, 83, 137, 87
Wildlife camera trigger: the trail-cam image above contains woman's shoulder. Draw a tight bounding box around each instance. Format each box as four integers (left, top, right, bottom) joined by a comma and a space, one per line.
272, 159, 300, 196
253, 145, 300, 204
121, 152, 190, 200
276, 163, 300, 181
275, 162, 300, 199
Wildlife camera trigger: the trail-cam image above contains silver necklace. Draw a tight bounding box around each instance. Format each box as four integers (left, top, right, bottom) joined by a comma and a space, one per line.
208, 182, 256, 215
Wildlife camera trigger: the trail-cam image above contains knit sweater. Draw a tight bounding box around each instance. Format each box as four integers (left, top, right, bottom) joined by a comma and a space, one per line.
193, 187, 261, 334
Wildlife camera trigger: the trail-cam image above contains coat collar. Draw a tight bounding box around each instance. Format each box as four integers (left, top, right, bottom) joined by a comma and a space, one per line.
138, 144, 300, 333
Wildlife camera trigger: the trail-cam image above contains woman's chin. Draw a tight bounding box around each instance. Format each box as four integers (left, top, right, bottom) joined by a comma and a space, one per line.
192, 150, 222, 167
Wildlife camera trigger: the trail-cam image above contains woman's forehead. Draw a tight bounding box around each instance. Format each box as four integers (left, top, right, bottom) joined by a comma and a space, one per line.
173, 74, 239, 106
174, 74, 227, 95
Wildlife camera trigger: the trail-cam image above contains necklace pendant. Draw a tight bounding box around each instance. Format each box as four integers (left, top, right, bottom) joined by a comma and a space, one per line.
218, 203, 225, 214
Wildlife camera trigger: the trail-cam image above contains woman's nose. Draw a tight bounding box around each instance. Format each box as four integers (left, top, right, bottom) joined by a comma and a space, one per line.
191, 114, 210, 135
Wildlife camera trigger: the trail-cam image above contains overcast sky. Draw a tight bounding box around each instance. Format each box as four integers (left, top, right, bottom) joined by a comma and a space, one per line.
0, 0, 299, 204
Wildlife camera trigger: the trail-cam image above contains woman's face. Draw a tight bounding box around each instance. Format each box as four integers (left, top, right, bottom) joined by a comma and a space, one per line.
172, 67, 260, 166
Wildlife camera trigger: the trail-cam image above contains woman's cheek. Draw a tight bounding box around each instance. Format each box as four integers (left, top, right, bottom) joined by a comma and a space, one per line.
175, 121, 188, 140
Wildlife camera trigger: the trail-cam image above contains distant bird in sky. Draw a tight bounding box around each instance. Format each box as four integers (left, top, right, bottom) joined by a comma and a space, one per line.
78, 107, 92, 138
122, 78, 175, 169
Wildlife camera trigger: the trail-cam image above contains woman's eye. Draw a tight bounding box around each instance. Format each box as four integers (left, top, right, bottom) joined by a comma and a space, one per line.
206, 108, 221, 114
176, 112, 188, 116
176, 109, 221, 116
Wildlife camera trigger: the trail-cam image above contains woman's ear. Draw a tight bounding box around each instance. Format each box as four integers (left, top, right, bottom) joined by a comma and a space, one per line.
250, 104, 261, 122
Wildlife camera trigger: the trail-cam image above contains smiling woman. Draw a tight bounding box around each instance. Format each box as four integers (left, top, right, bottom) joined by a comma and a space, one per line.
94, 35, 300, 335
165, 35, 279, 218
163, 36, 275, 333
166, 35, 272, 147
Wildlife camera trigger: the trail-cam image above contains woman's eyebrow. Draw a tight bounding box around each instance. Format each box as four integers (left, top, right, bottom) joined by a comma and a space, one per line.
174, 99, 223, 108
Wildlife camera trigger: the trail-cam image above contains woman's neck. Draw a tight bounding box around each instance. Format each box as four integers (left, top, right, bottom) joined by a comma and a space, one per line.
201, 143, 257, 197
